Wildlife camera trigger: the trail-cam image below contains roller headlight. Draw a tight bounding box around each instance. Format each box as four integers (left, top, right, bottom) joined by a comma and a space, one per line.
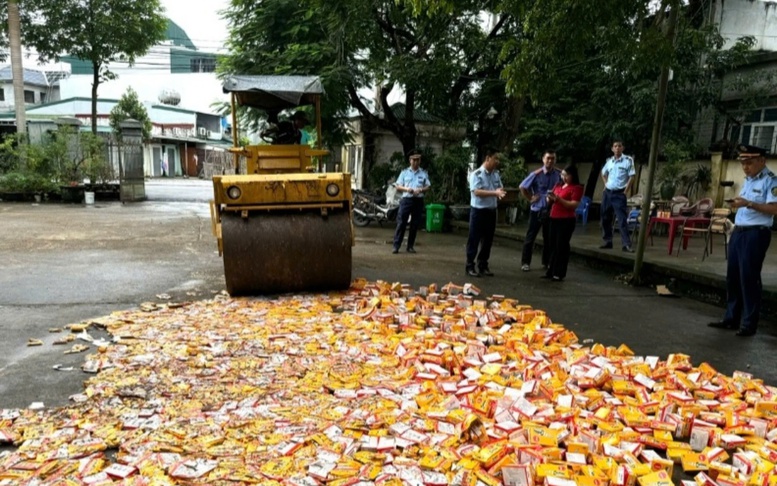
226, 186, 242, 199
326, 183, 340, 197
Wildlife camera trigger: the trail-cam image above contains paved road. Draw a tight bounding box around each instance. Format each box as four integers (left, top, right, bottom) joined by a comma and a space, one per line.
0, 179, 774, 412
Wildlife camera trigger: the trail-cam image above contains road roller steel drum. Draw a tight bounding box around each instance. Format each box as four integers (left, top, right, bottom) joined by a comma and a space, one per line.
211, 172, 353, 296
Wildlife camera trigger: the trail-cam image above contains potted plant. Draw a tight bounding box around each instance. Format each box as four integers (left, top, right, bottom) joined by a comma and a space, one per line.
680, 163, 712, 201
657, 161, 685, 199
658, 140, 697, 200
0, 172, 31, 201
424, 147, 471, 225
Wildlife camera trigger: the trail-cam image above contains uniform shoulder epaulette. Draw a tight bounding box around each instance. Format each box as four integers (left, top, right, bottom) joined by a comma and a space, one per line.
767, 170, 775, 178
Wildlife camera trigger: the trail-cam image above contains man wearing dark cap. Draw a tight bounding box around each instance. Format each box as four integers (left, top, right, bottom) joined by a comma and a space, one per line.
392, 149, 431, 254
709, 144, 777, 337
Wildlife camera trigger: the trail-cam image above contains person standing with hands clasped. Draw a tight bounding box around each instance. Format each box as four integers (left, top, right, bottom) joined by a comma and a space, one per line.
600, 140, 636, 252
466, 147, 506, 277
543, 165, 584, 282
392, 150, 431, 254
708, 144, 777, 337
519, 150, 562, 272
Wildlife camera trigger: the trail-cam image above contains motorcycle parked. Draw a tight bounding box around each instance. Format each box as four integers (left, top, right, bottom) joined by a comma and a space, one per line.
352, 184, 400, 227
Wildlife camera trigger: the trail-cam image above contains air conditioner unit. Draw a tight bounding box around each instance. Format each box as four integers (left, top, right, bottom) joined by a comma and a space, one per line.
198, 127, 208, 137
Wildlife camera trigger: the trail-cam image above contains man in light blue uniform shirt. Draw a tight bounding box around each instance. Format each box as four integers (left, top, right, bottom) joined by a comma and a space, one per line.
392, 150, 431, 253
600, 140, 637, 252
466, 147, 506, 277
709, 144, 777, 337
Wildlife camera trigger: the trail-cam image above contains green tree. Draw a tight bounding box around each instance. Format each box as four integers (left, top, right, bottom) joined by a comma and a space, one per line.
495, 0, 761, 195
109, 87, 153, 142
220, 0, 523, 161
24, 0, 167, 135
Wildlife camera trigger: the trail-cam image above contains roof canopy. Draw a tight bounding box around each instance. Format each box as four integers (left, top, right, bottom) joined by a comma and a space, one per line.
222, 75, 324, 110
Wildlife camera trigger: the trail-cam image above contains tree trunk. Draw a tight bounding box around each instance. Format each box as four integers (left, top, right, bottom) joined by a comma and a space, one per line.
91, 61, 100, 134
495, 96, 525, 153
8, 0, 26, 135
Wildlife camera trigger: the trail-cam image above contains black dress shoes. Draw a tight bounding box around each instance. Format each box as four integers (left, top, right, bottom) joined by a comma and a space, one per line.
479, 268, 494, 277
392, 248, 399, 254
707, 320, 737, 329
735, 328, 757, 337
466, 268, 480, 277
406, 247, 416, 253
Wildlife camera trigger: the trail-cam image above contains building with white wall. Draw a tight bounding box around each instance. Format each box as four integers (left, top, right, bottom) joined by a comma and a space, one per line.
0, 66, 69, 110
695, 0, 777, 155
10, 97, 229, 178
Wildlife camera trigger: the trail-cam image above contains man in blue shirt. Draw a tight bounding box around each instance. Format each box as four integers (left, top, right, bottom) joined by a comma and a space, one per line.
600, 140, 637, 252
466, 147, 506, 277
519, 150, 562, 271
709, 144, 777, 337
392, 150, 431, 253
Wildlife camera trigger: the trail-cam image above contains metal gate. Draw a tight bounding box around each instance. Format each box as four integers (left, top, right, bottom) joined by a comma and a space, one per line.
118, 120, 146, 202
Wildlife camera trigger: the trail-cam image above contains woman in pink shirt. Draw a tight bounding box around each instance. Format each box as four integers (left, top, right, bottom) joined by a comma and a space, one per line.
543, 165, 584, 281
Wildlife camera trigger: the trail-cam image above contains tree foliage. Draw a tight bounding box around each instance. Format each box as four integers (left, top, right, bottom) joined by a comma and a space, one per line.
222, 0, 766, 192
109, 87, 153, 142
220, 0, 523, 163
24, 0, 167, 134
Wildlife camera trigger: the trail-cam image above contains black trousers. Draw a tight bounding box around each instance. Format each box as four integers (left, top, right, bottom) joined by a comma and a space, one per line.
521, 209, 550, 266
724, 226, 771, 331
601, 189, 631, 247
466, 207, 497, 270
546, 217, 577, 279
393, 197, 424, 250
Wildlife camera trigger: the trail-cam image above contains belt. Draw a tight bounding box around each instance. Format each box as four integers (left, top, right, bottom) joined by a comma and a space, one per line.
605, 188, 625, 193
733, 225, 770, 232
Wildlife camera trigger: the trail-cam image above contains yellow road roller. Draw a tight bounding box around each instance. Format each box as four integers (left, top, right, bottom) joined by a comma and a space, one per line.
210, 75, 353, 295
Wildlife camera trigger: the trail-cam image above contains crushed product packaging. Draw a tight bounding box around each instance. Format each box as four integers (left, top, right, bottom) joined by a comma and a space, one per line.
0, 279, 776, 485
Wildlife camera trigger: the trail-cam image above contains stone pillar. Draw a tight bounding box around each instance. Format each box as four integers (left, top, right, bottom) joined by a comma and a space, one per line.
119, 119, 146, 202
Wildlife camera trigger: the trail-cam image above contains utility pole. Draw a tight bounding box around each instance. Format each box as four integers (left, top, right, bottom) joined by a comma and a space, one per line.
8, 0, 26, 135
632, 3, 679, 283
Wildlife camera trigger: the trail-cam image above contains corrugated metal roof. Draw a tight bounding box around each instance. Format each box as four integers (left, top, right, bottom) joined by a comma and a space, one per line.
222, 75, 324, 110
0, 66, 51, 87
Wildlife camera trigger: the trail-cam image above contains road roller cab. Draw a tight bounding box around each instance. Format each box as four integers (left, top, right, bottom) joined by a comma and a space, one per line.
210, 75, 353, 296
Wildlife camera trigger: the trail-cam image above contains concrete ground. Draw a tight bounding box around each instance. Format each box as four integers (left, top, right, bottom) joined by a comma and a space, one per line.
0, 178, 774, 413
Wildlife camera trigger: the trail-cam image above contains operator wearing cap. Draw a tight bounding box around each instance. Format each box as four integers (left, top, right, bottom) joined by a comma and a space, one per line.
709, 144, 777, 337
392, 149, 431, 254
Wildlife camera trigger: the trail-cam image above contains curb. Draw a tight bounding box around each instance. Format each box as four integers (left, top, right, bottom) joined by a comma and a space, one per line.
451, 220, 777, 318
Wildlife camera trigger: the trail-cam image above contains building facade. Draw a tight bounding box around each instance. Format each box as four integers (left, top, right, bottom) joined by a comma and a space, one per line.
695, 0, 777, 155
0, 66, 68, 110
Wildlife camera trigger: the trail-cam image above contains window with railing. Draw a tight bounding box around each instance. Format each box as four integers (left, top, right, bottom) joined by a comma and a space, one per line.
729, 108, 777, 152
190, 58, 216, 73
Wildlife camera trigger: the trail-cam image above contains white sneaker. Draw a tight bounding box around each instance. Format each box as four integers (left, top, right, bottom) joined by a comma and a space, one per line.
521, 264, 530, 272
